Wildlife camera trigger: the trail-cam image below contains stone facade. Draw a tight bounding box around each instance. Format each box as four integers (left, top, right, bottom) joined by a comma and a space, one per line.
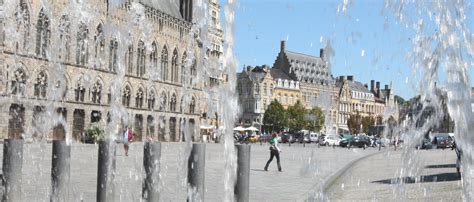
0, 0, 221, 142
237, 65, 273, 128
272, 40, 339, 131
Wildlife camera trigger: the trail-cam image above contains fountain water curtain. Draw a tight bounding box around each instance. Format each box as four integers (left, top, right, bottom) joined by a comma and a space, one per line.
0, 0, 240, 201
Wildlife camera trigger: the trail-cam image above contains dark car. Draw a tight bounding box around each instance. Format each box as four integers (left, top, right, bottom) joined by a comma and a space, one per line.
433, 135, 450, 149
347, 135, 370, 149
338, 134, 353, 147
415, 138, 433, 149
280, 133, 295, 143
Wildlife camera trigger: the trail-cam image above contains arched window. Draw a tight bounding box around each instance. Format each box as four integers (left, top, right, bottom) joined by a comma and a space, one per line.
74, 78, 85, 102
17, 1, 30, 51
181, 52, 187, 84
36, 9, 50, 57
190, 58, 197, 85
170, 93, 177, 112
137, 41, 146, 77
108, 39, 118, 72
150, 42, 158, 73
11, 69, 26, 95
171, 49, 178, 82
136, 88, 144, 108
34, 71, 47, 98
161, 46, 168, 81
122, 86, 131, 107
76, 23, 88, 65
94, 24, 105, 61
126, 45, 133, 74
91, 80, 102, 104
189, 97, 196, 114
159, 92, 167, 111
148, 90, 155, 110
59, 16, 70, 61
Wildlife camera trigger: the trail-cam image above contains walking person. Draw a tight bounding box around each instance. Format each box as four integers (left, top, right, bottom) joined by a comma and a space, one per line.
123, 126, 133, 156
264, 133, 282, 172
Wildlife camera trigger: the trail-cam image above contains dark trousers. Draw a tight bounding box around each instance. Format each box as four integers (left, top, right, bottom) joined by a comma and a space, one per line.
264, 150, 281, 171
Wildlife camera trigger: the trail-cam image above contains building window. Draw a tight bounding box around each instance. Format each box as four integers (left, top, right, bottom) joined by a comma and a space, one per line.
148, 90, 155, 110
109, 39, 118, 72
171, 49, 179, 82
94, 24, 105, 63
190, 58, 197, 85
34, 71, 47, 98
170, 94, 177, 112
136, 88, 144, 108
126, 45, 133, 75
76, 23, 88, 65
91, 81, 102, 104
11, 69, 26, 95
161, 46, 168, 81
17, 1, 30, 51
189, 97, 196, 114
181, 52, 187, 84
74, 80, 85, 102
137, 41, 146, 77
36, 9, 50, 58
150, 42, 158, 74
122, 86, 131, 107
59, 16, 70, 61
159, 92, 167, 111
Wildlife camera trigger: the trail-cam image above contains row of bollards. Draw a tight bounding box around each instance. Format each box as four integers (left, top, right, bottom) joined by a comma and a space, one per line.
2, 139, 251, 201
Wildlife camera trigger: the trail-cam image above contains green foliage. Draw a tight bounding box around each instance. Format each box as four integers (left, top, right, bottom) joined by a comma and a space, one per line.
361, 116, 375, 133
263, 100, 287, 132
306, 107, 324, 132
287, 101, 307, 133
394, 95, 406, 105
348, 114, 376, 134
86, 123, 105, 143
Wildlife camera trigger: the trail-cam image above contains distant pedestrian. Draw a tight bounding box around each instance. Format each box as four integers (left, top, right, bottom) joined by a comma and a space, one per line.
123, 126, 133, 156
264, 133, 282, 172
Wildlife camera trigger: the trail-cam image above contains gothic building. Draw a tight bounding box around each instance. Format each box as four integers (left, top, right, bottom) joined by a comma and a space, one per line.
0, 0, 221, 142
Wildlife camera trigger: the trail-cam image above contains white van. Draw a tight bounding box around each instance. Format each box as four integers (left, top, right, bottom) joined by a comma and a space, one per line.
309, 133, 319, 143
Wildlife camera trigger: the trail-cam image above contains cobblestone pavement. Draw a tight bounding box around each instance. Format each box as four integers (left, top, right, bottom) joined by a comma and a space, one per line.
325, 147, 463, 201
0, 141, 381, 201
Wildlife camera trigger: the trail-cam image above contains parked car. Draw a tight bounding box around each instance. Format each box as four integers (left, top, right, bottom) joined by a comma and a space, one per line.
319, 135, 340, 146
279, 133, 295, 143
415, 138, 433, 149
308, 133, 319, 143
347, 135, 370, 149
338, 134, 353, 147
432, 133, 451, 149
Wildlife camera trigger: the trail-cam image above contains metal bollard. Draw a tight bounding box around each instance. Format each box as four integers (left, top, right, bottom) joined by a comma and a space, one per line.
143, 142, 161, 201
188, 143, 206, 201
2, 139, 24, 202
97, 140, 116, 202
51, 140, 71, 202
235, 144, 251, 202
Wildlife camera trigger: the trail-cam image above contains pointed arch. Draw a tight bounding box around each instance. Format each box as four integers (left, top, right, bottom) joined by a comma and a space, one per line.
17, 1, 30, 51
126, 43, 134, 74
36, 8, 50, 57
137, 40, 146, 77
76, 23, 89, 65
74, 75, 85, 102
11, 68, 27, 95
171, 48, 179, 82
34, 70, 48, 98
181, 52, 187, 84
91, 78, 103, 104
189, 96, 196, 114
150, 42, 158, 71
159, 91, 167, 111
160, 45, 168, 81
170, 93, 177, 112
148, 87, 156, 110
109, 39, 118, 72
94, 23, 105, 60
122, 84, 132, 107
135, 87, 144, 108
59, 15, 71, 61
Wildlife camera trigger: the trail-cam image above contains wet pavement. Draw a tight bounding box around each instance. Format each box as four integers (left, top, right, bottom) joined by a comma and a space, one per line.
0, 141, 381, 201
325, 147, 463, 201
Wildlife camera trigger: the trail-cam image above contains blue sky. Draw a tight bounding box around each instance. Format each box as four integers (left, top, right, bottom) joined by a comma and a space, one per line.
229, 0, 474, 100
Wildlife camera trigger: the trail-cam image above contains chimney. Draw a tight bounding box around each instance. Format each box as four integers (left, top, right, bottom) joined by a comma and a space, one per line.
339, 76, 345, 81
347, 75, 354, 81
246, 66, 251, 72
385, 84, 389, 90
376, 81, 380, 90
364, 84, 368, 89
370, 80, 375, 92
320, 48, 325, 59
281, 40, 286, 52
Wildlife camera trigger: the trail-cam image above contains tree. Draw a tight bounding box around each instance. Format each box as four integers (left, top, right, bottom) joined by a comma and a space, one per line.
361, 116, 375, 134
347, 113, 361, 135
306, 107, 325, 132
287, 100, 307, 133
263, 100, 287, 132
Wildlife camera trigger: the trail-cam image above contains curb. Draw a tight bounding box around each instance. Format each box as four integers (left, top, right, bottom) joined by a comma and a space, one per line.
301, 149, 386, 201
